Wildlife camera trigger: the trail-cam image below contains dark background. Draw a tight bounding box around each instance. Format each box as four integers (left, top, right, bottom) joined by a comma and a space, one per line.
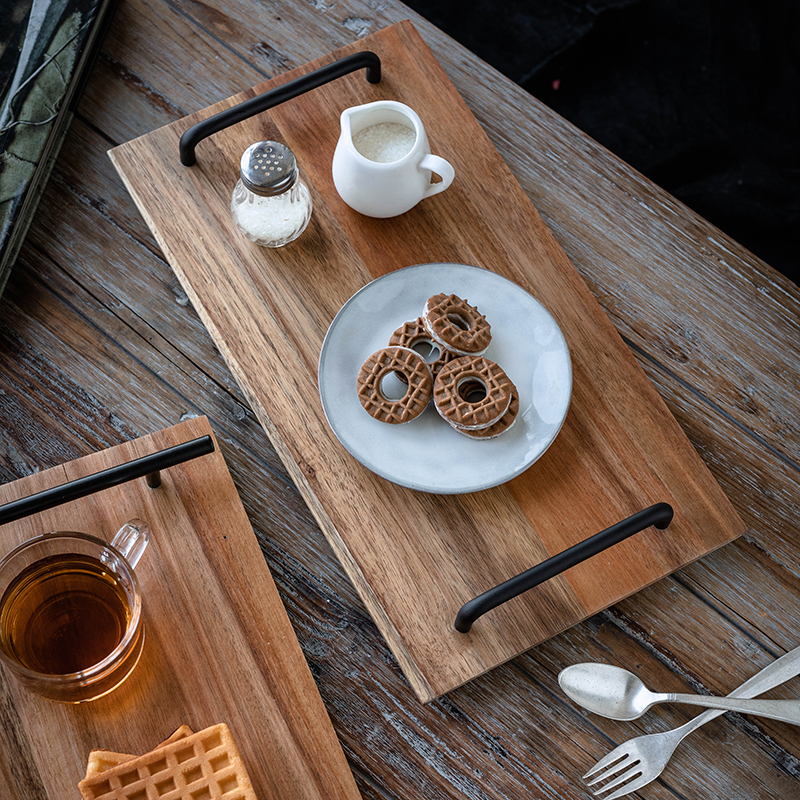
404, 0, 799, 282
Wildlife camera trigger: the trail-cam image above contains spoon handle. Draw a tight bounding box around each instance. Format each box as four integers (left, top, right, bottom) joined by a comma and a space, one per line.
673, 645, 800, 734
665, 693, 800, 725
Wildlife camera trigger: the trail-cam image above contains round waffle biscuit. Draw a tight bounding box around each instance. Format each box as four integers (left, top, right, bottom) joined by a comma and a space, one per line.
423, 293, 491, 355
357, 346, 433, 424
388, 317, 455, 379
450, 388, 519, 440
433, 355, 513, 430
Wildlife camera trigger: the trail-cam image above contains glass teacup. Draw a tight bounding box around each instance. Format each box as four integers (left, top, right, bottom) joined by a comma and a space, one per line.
0, 520, 149, 703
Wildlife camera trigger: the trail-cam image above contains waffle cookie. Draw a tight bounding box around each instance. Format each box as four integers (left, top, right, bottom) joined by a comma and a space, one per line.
84, 750, 137, 780
388, 317, 454, 378
357, 346, 432, 424
423, 293, 491, 355
84, 726, 194, 779
78, 723, 256, 800
433, 356, 514, 430
451, 388, 520, 440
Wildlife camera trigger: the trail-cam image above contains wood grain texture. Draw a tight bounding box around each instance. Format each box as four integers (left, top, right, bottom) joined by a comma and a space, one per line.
109, 21, 745, 702
0, 0, 798, 797
0, 417, 360, 800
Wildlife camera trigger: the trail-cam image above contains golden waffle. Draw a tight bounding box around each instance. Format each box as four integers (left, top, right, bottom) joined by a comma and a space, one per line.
84, 751, 137, 780
423, 293, 491, 355
433, 356, 514, 430
84, 727, 194, 779
357, 346, 432, 424
388, 317, 454, 378
78, 723, 256, 800
452, 388, 519, 439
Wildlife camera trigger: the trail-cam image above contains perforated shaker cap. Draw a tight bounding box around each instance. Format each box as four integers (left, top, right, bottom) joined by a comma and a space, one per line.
240, 141, 298, 196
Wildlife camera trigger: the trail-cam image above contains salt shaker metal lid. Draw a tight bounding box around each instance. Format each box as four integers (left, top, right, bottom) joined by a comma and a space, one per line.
240, 141, 298, 196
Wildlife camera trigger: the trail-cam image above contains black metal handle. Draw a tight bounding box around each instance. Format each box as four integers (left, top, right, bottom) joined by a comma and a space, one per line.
0, 436, 215, 526
179, 50, 382, 166
454, 502, 674, 633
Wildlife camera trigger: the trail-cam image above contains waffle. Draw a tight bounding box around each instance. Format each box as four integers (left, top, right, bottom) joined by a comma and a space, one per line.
84, 727, 194, 779
433, 356, 514, 430
423, 293, 491, 355
84, 751, 137, 780
78, 723, 256, 800
388, 317, 454, 378
357, 346, 432, 423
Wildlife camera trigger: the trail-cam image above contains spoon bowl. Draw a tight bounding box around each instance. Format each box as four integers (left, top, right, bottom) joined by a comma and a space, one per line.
559, 663, 658, 720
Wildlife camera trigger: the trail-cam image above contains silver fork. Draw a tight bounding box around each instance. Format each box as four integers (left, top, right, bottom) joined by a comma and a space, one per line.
583, 644, 800, 799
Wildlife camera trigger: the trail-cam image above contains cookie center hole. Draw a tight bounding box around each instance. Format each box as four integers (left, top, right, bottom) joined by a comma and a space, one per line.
380, 371, 409, 401
411, 339, 441, 363
458, 378, 487, 404
447, 313, 470, 331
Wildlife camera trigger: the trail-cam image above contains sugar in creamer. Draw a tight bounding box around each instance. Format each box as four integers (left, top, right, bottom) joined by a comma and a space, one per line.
352, 122, 417, 163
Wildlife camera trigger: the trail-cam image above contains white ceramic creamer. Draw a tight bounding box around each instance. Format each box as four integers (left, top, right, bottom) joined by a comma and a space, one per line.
332, 100, 455, 218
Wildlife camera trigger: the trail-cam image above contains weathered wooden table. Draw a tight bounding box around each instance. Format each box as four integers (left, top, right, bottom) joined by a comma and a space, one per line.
1, 1, 798, 799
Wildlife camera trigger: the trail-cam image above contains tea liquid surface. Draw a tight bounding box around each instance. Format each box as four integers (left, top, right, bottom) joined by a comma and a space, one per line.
0, 553, 130, 674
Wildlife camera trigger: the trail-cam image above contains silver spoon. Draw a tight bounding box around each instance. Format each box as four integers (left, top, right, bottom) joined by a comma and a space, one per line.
559, 662, 800, 725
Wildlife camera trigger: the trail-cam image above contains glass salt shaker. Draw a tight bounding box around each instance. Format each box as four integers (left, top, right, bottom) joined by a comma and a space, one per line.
231, 141, 312, 248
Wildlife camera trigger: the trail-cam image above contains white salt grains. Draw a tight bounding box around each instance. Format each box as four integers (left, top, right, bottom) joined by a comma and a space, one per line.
353, 122, 416, 163
231, 182, 312, 247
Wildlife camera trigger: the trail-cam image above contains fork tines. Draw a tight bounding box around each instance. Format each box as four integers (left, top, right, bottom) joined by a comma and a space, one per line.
584, 753, 644, 799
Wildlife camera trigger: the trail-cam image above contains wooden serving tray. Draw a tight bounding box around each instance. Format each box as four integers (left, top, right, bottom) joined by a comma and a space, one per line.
0, 417, 361, 800
109, 21, 745, 702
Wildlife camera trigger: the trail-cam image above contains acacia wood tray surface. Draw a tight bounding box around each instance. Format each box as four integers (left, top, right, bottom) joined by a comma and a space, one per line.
109, 21, 746, 702
0, 416, 361, 800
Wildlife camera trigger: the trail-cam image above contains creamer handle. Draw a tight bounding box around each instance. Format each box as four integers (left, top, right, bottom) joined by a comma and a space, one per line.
420, 154, 455, 197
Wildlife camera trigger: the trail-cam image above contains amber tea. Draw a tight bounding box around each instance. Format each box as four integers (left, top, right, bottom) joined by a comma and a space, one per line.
0, 553, 131, 675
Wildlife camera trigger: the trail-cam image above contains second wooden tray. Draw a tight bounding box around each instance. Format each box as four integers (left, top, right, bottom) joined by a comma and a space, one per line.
109, 21, 745, 702
0, 417, 361, 800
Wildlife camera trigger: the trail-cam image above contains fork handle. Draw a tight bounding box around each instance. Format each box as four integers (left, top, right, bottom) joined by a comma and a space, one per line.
665, 693, 800, 725
672, 645, 800, 735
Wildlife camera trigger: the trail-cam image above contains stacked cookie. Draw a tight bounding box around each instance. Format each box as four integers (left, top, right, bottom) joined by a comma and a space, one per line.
356, 293, 518, 439
78, 723, 257, 800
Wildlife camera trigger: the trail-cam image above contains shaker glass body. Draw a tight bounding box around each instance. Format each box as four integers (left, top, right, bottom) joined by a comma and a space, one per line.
231, 176, 312, 248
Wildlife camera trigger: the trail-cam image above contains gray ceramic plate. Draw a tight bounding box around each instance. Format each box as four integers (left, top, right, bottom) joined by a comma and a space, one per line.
318, 263, 572, 493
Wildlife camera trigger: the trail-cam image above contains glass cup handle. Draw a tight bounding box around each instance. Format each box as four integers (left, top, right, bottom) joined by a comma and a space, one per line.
420, 154, 455, 197
111, 519, 150, 568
